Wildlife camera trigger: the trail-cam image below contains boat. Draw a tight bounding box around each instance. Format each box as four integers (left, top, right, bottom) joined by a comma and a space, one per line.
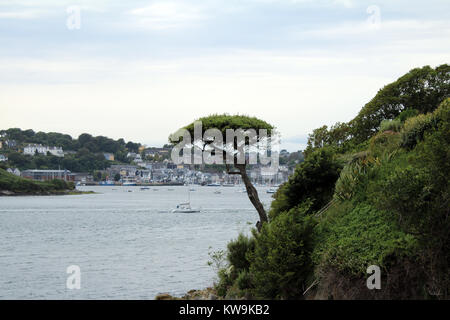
222, 183, 235, 187
266, 187, 277, 194
214, 190, 221, 194
172, 202, 200, 213
172, 188, 200, 213
207, 183, 221, 187
99, 180, 115, 186
237, 188, 247, 193
140, 187, 150, 190
122, 176, 137, 186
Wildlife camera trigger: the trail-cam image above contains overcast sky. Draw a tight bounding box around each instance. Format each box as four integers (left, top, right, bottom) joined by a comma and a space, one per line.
1, 0, 449, 151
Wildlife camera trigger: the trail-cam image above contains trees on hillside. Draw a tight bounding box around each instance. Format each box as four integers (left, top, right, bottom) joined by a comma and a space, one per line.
304, 64, 450, 156
350, 64, 450, 143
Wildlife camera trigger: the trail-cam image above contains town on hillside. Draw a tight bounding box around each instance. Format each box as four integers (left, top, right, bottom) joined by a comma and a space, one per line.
0, 129, 303, 187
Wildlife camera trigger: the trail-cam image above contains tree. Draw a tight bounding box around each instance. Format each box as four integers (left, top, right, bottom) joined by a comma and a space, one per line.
7, 152, 31, 168
350, 64, 450, 143
270, 147, 342, 219
170, 114, 274, 231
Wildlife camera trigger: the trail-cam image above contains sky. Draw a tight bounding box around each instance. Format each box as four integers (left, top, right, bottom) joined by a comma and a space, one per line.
1, 0, 449, 151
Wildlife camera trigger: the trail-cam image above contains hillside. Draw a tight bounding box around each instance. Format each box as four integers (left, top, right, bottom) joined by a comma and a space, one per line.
0, 168, 76, 196
211, 64, 450, 300
0, 130, 144, 172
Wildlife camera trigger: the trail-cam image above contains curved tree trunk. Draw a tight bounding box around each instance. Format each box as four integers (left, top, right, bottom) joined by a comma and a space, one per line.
236, 164, 268, 232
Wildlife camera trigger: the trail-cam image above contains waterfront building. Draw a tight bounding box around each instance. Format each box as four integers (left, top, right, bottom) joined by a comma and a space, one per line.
21, 169, 74, 181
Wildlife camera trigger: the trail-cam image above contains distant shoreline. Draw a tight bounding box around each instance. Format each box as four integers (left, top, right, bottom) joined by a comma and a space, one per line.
0, 189, 96, 196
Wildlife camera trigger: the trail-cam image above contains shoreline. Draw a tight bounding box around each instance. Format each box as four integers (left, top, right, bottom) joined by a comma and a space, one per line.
156, 288, 219, 300
0, 189, 97, 196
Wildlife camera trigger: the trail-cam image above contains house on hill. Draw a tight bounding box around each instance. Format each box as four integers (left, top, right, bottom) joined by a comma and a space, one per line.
23, 144, 64, 157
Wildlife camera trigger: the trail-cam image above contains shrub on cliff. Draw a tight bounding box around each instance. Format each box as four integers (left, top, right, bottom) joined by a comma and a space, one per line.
270, 147, 343, 219
248, 205, 317, 299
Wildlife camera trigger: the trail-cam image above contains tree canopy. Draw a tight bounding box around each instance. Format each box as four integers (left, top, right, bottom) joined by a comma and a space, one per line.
172, 114, 274, 140
350, 64, 450, 143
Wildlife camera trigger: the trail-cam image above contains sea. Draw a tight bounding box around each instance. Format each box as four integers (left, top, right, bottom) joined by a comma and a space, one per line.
0, 185, 274, 299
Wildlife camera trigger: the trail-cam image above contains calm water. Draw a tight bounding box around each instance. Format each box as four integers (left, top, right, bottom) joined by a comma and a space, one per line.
0, 185, 273, 299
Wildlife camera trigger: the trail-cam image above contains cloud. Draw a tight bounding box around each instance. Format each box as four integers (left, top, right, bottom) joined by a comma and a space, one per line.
333, 0, 353, 8
128, 2, 207, 30
0, 9, 45, 19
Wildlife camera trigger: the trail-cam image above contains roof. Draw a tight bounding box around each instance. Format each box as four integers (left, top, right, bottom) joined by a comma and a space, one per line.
22, 169, 71, 173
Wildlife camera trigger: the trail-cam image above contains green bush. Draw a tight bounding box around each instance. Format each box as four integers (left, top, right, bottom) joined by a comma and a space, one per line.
227, 233, 255, 275
401, 113, 437, 149
380, 119, 402, 132
215, 268, 233, 297
270, 147, 342, 219
0, 168, 73, 194
313, 203, 417, 275
248, 206, 317, 299
397, 108, 419, 122
235, 270, 253, 291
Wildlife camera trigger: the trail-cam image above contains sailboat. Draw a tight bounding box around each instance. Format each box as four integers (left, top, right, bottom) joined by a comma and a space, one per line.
172, 189, 200, 213
172, 202, 200, 213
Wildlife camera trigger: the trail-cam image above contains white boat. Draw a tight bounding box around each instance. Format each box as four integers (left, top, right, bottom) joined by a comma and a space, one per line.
122, 176, 137, 186
172, 202, 200, 213
172, 189, 200, 213
222, 183, 235, 187
266, 187, 277, 194
207, 183, 221, 187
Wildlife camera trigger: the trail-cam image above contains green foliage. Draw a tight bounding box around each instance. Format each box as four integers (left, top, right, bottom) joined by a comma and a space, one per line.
235, 270, 253, 291
213, 83, 450, 300
227, 234, 255, 274
314, 203, 417, 275
215, 268, 233, 297
0, 168, 74, 194
380, 119, 402, 132
400, 113, 437, 149
248, 207, 317, 299
212, 233, 255, 298
304, 122, 352, 157
270, 147, 343, 219
169, 114, 274, 144
397, 108, 419, 122
1, 128, 141, 172
368, 131, 402, 158
351, 64, 450, 143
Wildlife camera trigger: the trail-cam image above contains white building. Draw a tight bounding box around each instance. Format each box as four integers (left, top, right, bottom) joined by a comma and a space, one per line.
23, 144, 64, 157
7, 168, 21, 176
0, 154, 7, 162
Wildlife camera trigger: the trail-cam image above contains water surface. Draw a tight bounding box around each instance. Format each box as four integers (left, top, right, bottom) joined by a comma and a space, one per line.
0, 185, 273, 299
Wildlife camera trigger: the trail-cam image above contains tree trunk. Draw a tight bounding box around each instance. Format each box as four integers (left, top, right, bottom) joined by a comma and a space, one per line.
236, 164, 268, 232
